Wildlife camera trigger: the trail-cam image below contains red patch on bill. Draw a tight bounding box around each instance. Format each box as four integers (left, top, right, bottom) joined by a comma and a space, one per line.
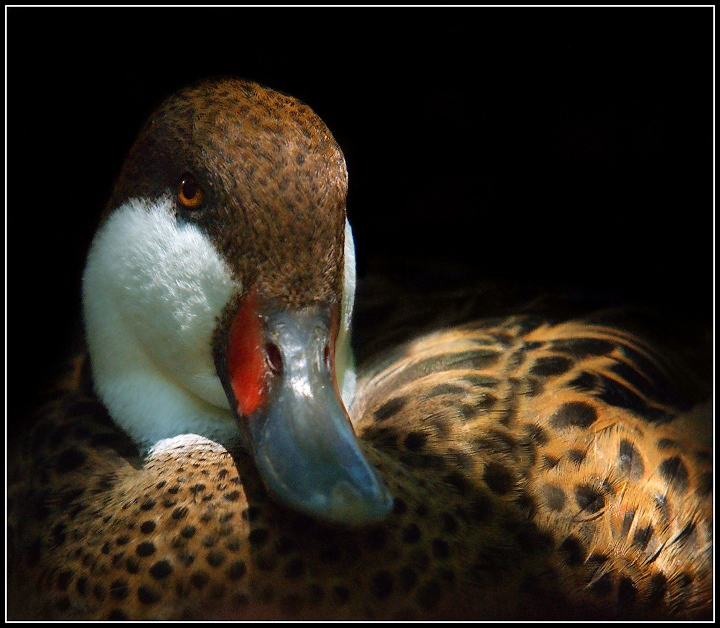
227, 291, 268, 416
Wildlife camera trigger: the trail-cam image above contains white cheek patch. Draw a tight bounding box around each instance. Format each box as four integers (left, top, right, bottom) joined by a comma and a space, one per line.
83, 198, 242, 450
336, 218, 357, 410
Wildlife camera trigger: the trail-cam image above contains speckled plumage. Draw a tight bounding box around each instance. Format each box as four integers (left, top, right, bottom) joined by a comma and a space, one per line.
7, 79, 712, 621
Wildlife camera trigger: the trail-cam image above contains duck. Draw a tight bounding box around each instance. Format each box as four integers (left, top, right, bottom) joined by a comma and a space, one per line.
7, 77, 713, 621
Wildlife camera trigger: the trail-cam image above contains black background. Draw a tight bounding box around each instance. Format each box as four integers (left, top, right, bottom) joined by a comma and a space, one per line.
7, 8, 713, 424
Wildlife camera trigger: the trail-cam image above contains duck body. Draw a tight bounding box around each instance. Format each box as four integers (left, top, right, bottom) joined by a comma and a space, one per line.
7, 79, 713, 620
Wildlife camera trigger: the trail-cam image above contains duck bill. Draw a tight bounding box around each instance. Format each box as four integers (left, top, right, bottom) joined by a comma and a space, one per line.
221, 295, 392, 526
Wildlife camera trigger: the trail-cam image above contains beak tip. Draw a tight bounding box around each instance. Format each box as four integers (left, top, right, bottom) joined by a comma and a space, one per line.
323, 479, 394, 525
253, 440, 394, 526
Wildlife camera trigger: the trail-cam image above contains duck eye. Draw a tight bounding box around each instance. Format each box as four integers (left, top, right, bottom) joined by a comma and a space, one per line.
177, 174, 203, 209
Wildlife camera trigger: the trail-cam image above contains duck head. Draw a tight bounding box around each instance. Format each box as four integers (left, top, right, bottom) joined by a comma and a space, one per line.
82, 78, 392, 525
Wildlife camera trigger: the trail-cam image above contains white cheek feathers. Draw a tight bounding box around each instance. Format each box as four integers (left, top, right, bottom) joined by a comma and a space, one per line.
337, 218, 357, 410
82, 198, 242, 451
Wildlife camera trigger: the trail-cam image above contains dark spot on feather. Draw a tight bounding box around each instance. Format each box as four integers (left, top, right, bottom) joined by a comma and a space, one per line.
76, 576, 88, 596
459, 403, 477, 421
523, 340, 544, 350
588, 552, 609, 565
432, 538, 451, 559
483, 462, 514, 495
620, 510, 635, 537
530, 355, 573, 377
475, 391, 498, 409
140, 520, 156, 534
404, 431, 427, 452
648, 572, 667, 604
549, 401, 597, 429
171, 506, 188, 520
440, 512, 459, 534
93, 583, 106, 601
443, 470, 471, 496
462, 374, 499, 388
136, 541, 156, 557
137, 584, 160, 605
364, 425, 400, 450
371, 570, 394, 599
374, 397, 408, 422
632, 525, 653, 551
107, 610, 128, 620
693, 448, 712, 463
559, 535, 585, 566
392, 497, 407, 516
409, 349, 501, 382
415, 504, 429, 517
568, 370, 599, 393
659, 456, 689, 494
541, 484, 567, 512
552, 337, 615, 358
575, 484, 605, 513
696, 471, 712, 497
56, 569, 73, 591
428, 383, 466, 397
226, 560, 246, 581
190, 571, 209, 590
526, 377, 544, 396
567, 448, 586, 464
596, 374, 671, 423
618, 439, 645, 479
515, 490, 537, 518
657, 438, 678, 450
466, 493, 493, 523
588, 573, 613, 597
610, 360, 659, 402
618, 576, 638, 606
206, 550, 225, 567
149, 559, 173, 579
